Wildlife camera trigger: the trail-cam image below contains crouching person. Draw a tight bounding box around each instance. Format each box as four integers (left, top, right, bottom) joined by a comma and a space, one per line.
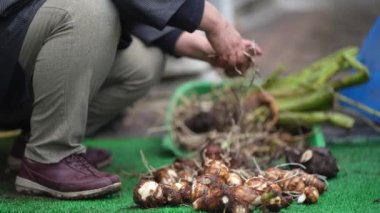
0, 0, 260, 199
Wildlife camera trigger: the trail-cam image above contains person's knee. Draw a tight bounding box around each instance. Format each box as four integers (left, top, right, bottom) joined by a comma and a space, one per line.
116, 47, 165, 90
135, 48, 166, 87
109, 37, 166, 95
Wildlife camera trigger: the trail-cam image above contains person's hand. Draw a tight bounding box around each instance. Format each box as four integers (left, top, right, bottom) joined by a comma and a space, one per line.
206, 21, 248, 72
210, 38, 263, 77
242, 39, 263, 56
174, 32, 263, 78
199, 2, 262, 77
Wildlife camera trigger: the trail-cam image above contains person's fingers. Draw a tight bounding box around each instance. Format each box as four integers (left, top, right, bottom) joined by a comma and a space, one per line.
255, 45, 263, 55
235, 51, 246, 68
225, 54, 240, 77
213, 56, 228, 68
225, 67, 239, 77
237, 58, 250, 73
252, 42, 263, 55
227, 53, 238, 68
243, 40, 263, 56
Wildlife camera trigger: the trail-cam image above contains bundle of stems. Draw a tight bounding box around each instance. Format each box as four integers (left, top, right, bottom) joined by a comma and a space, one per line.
246, 46, 369, 129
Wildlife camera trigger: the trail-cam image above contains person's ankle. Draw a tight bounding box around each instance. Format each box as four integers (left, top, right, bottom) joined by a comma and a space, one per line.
8, 137, 112, 171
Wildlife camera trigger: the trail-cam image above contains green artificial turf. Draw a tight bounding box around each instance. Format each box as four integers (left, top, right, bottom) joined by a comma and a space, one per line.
0, 138, 379, 213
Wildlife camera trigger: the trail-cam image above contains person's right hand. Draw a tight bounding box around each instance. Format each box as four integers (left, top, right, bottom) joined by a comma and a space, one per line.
206, 21, 248, 73
199, 2, 262, 77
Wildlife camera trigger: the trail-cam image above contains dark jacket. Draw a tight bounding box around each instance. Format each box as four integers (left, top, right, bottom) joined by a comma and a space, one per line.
0, 0, 46, 109
0, 0, 204, 110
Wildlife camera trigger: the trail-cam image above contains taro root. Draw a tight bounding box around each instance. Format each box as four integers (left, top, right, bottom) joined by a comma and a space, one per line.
133, 179, 165, 208
133, 148, 331, 212
177, 169, 195, 183
203, 159, 229, 180
191, 175, 226, 211
173, 158, 199, 171
267, 168, 325, 193
198, 174, 226, 186
297, 170, 326, 193
266, 196, 283, 212
185, 111, 216, 133
245, 177, 270, 193
227, 172, 243, 186
162, 184, 183, 205
284, 148, 302, 163
192, 186, 225, 211
160, 180, 191, 205
281, 176, 306, 193
160, 180, 193, 205
224, 185, 260, 213
282, 169, 326, 194
175, 180, 192, 203
281, 194, 293, 208
301, 148, 339, 178
285, 147, 339, 178
269, 183, 282, 194
153, 168, 178, 185
202, 143, 223, 161
173, 158, 199, 182
266, 196, 292, 212
229, 204, 250, 213
265, 167, 286, 181
304, 186, 320, 204
191, 177, 209, 201
191, 174, 225, 201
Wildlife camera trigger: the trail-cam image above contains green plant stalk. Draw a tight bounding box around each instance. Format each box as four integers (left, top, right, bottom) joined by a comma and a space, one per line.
262, 47, 364, 97
336, 93, 380, 119
296, 47, 351, 81
268, 87, 313, 98
278, 111, 355, 129
264, 76, 303, 91
264, 77, 314, 99
262, 65, 286, 88
241, 47, 368, 130
315, 62, 341, 85
276, 89, 333, 112
332, 51, 370, 89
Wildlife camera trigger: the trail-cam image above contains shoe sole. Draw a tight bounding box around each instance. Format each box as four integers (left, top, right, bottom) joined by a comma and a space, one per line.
15, 176, 121, 199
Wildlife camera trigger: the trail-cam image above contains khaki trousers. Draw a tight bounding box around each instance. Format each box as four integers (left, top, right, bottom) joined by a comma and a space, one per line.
18, 0, 165, 163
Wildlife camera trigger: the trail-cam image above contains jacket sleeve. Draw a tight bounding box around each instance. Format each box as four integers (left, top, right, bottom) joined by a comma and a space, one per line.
0, 0, 31, 17
129, 22, 183, 55
112, 0, 204, 31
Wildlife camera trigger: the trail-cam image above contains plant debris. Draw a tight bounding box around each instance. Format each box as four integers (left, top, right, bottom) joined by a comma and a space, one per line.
134, 144, 328, 212
173, 86, 311, 168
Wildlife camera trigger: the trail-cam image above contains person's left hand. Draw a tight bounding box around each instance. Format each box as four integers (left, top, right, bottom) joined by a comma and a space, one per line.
174, 32, 263, 77
213, 39, 262, 77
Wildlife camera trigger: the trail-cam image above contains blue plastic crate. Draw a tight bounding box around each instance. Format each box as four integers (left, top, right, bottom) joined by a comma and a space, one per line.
339, 17, 380, 123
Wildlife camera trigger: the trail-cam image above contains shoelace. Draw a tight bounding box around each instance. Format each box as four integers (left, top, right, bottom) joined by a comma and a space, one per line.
65, 154, 93, 171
